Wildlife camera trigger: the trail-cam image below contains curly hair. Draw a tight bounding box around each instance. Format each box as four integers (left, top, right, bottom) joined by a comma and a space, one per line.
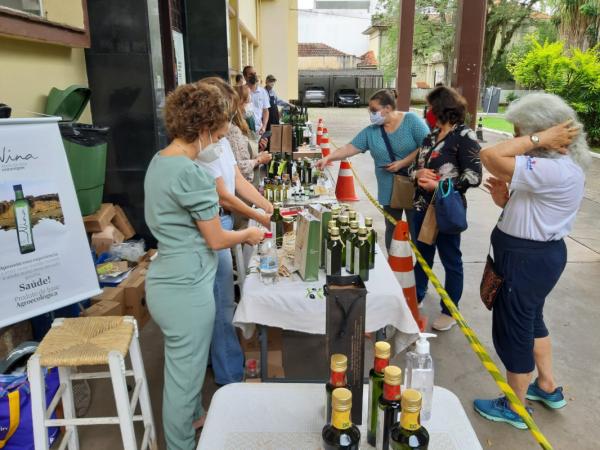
505, 92, 591, 171
426, 86, 467, 125
164, 82, 228, 142
199, 76, 236, 116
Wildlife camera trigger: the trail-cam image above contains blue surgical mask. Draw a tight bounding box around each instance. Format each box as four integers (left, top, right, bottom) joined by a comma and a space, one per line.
370, 110, 385, 125
196, 131, 223, 163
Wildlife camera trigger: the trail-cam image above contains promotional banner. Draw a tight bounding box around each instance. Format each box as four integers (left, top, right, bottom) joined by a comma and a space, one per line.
0, 117, 101, 328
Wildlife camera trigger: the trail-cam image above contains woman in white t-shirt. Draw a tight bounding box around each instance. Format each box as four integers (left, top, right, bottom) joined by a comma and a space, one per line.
473, 93, 591, 429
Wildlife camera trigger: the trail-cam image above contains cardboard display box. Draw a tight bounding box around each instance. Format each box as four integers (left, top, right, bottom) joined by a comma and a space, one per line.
82, 300, 122, 317
0, 321, 33, 360
91, 225, 125, 255
121, 270, 150, 328
270, 124, 283, 153
282, 124, 293, 154
112, 205, 136, 240
90, 287, 125, 314
83, 203, 116, 233
325, 275, 367, 425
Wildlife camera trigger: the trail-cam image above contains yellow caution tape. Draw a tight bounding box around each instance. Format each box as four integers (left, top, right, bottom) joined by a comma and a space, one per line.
330, 143, 553, 450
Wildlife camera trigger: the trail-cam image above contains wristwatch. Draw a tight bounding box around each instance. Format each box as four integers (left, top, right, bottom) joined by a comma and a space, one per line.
530, 134, 540, 145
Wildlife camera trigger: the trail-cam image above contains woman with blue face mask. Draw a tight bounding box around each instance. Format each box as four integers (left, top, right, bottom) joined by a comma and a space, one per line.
316, 89, 430, 249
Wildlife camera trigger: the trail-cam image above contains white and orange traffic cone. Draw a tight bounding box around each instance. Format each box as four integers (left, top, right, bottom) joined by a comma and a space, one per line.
388, 221, 427, 332
320, 128, 333, 166
335, 160, 359, 202
316, 119, 323, 146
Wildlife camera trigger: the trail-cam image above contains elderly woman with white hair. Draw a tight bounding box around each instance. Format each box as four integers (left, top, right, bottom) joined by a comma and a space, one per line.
473, 93, 590, 429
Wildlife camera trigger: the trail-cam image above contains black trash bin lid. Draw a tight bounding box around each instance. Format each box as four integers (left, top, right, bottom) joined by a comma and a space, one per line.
45, 85, 91, 122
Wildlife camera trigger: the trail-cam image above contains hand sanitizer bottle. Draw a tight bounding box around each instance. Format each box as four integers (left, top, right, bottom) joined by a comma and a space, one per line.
404, 333, 436, 421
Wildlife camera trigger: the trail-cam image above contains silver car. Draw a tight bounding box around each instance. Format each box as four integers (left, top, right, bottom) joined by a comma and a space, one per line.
303, 86, 327, 107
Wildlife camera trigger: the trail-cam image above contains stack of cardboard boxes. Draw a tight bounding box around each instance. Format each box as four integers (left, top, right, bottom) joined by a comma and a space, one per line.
84, 203, 136, 254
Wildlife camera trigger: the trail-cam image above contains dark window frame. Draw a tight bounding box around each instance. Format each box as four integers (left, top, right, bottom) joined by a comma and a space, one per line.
0, 0, 90, 48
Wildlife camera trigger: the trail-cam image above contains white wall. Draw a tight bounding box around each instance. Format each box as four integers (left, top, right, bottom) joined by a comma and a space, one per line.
298, 9, 371, 56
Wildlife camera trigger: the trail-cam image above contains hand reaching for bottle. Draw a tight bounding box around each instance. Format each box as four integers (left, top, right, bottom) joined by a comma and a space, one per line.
244, 227, 264, 245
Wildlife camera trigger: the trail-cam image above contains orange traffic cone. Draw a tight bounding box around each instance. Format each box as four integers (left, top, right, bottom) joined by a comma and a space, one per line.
316, 119, 323, 146
321, 128, 333, 166
388, 221, 427, 331
335, 160, 359, 202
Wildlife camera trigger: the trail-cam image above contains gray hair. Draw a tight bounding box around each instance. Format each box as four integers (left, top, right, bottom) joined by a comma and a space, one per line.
505, 92, 592, 171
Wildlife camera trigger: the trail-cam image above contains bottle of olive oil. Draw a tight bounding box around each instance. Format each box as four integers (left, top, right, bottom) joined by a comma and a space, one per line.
390, 389, 430, 450
326, 227, 343, 276
13, 185, 35, 254
338, 216, 350, 266
322, 388, 361, 450
325, 354, 350, 423
368, 341, 391, 447
321, 219, 333, 269
346, 220, 359, 273
270, 203, 284, 249
376, 366, 403, 450
354, 227, 370, 281
365, 217, 377, 269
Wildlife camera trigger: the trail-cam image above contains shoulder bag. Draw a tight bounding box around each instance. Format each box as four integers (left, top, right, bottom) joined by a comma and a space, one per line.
435, 178, 468, 234
379, 126, 415, 210
480, 245, 503, 310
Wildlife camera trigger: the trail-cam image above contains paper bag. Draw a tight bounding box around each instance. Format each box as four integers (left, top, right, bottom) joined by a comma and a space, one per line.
282, 124, 293, 154
295, 211, 321, 281
270, 125, 283, 153
417, 203, 438, 245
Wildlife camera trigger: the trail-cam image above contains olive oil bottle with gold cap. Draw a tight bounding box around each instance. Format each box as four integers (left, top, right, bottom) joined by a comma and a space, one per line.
325, 354, 350, 423
346, 220, 359, 273
353, 227, 370, 281
367, 341, 391, 446
390, 389, 430, 450
376, 366, 403, 450
326, 227, 343, 276
322, 388, 361, 450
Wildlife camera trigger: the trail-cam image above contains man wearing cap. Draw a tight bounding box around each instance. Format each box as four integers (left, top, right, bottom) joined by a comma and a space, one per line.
243, 65, 270, 136
265, 74, 291, 130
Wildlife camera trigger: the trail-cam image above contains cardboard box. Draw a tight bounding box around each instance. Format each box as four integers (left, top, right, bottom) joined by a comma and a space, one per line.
82, 300, 122, 317
0, 321, 33, 360
295, 211, 321, 281
91, 225, 125, 255
122, 273, 150, 328
83, 203, 116, 233
325, 276, 367, 425
270, 124, 283, 153
112, 205, 136, 240
244, 350, 285, 381
90, 287, 125, 314
137, 249, 157, 269
239, 327, 283, 353
282, 124, 293, 154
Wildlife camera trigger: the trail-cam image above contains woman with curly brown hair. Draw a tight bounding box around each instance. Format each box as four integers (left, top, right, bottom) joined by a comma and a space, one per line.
144, 81, 263, 450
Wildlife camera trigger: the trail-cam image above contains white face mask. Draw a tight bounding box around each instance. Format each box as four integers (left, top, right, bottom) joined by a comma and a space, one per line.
196, 131, 223, 163
369, 110, 386, 125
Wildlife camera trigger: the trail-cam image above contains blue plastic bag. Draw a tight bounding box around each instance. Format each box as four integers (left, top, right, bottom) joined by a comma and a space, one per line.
0, 369, 60, 449
435, 179, 468, 234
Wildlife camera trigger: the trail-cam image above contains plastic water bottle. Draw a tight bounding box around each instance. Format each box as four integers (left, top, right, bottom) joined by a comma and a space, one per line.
404, 333, 437, 421
259, 232, 278, 284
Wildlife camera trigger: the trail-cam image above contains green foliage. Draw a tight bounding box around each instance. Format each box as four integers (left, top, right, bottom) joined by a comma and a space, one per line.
505, 91, 519, 103
509, 38, 600, 144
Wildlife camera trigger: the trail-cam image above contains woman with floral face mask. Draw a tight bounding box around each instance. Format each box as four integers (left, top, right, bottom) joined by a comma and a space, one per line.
316, 89, 430, 249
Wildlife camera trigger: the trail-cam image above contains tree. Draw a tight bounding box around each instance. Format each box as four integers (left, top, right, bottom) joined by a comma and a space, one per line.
551, 0, 600, 50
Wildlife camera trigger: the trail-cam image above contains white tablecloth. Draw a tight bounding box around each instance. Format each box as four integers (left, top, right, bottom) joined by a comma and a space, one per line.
233, 244, 420, 352
197, 383, 482, 450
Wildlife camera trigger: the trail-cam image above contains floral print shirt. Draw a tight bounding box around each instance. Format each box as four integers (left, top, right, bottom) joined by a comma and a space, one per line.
226, 124, 256, 183
410, 123, 482, 211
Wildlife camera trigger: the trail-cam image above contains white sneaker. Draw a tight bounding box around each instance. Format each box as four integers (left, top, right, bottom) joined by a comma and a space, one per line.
432, 314, 457, 331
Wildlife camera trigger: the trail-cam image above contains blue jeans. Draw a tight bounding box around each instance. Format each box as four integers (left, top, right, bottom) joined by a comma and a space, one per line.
383, 206, 415, 250
413, 208, 464, 316
210, 214, 244, 384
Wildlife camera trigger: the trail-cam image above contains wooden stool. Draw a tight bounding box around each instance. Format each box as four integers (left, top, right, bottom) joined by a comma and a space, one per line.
27, 316, 157, 450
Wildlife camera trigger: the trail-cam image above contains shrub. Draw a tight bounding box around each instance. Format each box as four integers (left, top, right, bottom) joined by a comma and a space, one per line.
505, 91, 519, 104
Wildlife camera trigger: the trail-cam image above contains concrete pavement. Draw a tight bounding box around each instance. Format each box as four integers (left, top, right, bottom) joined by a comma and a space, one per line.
311, 107, 600, 449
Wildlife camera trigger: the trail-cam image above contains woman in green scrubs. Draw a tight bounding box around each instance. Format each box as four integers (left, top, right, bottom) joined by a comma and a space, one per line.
144, 82, 264, 450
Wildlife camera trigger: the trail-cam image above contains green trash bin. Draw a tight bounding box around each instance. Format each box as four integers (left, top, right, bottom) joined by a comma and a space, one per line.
45, 85, 109, 216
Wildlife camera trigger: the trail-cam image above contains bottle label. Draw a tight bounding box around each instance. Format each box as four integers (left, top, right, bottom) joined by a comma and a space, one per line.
346, 239, 352, 268
331, 409, 352, 430
354, 247, 360, 274
15, 204, 33, 246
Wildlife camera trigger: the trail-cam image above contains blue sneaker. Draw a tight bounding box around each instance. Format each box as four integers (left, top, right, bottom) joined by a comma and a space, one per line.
526, 379, 567, 409
473, 397, 530, 430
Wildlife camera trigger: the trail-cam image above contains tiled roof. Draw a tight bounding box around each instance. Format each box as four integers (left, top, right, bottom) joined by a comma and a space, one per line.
298, 43, 351, 57
358, 50, 378, 67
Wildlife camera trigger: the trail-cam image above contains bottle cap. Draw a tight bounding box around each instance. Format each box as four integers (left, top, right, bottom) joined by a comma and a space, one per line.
274, 202, 283, 208
358, 227, 368, 236
401, 389, 422, 413
365, 217, 373, 226
264, 232, 273, 238
330, 354, 348, 372
330, 227, 340, 236
332, 388, 352, 411
383, 365, 402, 386
374, 341, 391, 359
339, 215, 349, 224
348, 210, 357, 218
415, 333, 437, 355
13, 184, 22, 192
350, 220, 359, 229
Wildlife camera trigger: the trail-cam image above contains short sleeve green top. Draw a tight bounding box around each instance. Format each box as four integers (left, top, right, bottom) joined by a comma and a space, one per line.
144, 154, 219, 254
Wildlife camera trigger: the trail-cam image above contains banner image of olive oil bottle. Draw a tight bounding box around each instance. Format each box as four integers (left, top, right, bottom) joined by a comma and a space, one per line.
13, 184, 35, 254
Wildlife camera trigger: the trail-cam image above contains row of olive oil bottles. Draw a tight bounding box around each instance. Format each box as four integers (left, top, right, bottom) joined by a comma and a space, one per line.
322, 342, 430, 450
323, 209, 377, 281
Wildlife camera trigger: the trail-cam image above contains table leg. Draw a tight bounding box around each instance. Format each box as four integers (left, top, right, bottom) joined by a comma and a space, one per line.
259, 325, 269, 382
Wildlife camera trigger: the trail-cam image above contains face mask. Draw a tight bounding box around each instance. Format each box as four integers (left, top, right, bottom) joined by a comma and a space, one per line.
196, 131, 223, 163
370, 110, 385, 125
247, 74, 257, 85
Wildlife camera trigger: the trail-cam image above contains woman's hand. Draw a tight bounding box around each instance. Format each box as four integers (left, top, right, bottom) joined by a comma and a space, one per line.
262, 202, 274, 215
538, 120, 580, 152
257, 213, 272, 229
259, 138, 268, 151
315, 156, 330, 170
244, 227, 265, 245
417, 177, 438, 192
385, 160, 407, 173
256, 151, 272, 165
484, 177, 509, 208
416, 168, 438, 182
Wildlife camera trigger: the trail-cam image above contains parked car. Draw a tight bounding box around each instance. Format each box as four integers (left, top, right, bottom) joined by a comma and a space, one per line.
334, 89, 361, 107
303, 86, 327, 107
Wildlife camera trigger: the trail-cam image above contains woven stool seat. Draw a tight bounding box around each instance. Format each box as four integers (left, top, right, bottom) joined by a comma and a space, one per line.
36, 316, 134, 367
